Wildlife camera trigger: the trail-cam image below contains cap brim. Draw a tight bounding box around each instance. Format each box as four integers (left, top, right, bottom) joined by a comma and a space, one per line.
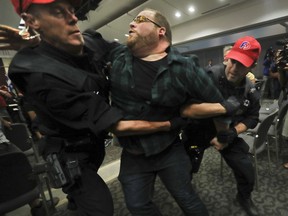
225, 50, 254, 68
32, 0, 81, 6
32, 0, 55, 4
16, 0, 82, 15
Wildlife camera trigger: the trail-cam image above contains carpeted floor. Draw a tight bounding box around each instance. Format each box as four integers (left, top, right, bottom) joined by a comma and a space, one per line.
108, 146, 288, 216
5, 142, 287, 216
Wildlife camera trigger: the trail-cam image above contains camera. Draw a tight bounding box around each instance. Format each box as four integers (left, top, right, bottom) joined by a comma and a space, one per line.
275, 39, 288, 70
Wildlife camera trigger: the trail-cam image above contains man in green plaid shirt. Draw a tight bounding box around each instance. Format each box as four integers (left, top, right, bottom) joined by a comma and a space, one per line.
108, 8, 239, 216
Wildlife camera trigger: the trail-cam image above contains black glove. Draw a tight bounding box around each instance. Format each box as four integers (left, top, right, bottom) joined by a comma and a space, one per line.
220, 96, 241, 116
170, 117, 188, 131
217, 128, 237, 144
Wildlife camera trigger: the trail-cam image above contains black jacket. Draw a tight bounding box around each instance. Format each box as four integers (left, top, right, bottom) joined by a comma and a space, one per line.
9, 41, 123, 155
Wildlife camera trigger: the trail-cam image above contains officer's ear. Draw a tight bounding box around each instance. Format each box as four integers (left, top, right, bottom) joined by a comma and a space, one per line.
21, 13, 40, 30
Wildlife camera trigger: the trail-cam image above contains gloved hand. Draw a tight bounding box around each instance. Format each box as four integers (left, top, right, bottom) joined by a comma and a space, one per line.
210, 137, 229, 150
170, 117, 188, 131
220, 96, 241, 116
217, 128, 237, 144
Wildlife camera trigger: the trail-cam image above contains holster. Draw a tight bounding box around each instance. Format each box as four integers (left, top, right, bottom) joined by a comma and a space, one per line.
46, 153, 68, 188
45, 152, 83, 189
43, 135, 92, 189
182, 119, 216, 173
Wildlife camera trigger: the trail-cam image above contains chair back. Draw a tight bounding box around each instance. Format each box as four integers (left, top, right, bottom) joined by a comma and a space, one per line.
3, 123, 33, 154
0, 143, 39, 214
254, 80, 264, 91
275, 99, 288, 137
253, 109, 278, 154
278, 90, 287, 107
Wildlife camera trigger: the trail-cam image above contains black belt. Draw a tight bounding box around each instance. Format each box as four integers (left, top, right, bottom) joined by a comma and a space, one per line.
45, 134, 95, 154
65, 135, 92, 148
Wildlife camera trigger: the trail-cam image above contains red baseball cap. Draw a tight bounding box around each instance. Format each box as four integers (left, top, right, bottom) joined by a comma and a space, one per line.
225, 36, 261, 67
11, 0, 81, 15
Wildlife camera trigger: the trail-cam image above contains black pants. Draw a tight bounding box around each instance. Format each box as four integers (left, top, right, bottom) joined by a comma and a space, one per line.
63, 164, 114, 216
220, 137, 255, 199
61, 144, 112, 216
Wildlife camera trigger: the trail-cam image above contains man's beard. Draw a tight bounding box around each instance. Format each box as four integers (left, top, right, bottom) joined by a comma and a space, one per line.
127, 31, 158, 52
126, 34, 137, 50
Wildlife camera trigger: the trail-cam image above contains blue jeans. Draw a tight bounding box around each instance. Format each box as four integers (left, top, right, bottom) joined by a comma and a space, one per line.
118, 142, 209, 216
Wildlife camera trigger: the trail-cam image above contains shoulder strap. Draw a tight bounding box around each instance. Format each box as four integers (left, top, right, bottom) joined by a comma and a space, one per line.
244, 77, 255, 98
9, 48, 87, 91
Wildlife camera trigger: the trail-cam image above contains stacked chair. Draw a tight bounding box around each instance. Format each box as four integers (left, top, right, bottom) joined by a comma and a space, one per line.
238, 90, 288, 189
0, 143, 40, 215
267, 93, 288, 164
238, 109, 278, 190
0, 123, 57, 215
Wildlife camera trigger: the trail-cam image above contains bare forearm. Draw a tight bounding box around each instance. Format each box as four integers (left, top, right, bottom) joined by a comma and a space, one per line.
234, 122, 248, 134
181, 103, 226, 118
0, 118, 12, 128
109, 120, 171, 136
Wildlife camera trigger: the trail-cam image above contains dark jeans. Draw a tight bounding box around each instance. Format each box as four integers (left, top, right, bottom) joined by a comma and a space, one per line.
221, 137, 255, 199
118, 142, 209, 216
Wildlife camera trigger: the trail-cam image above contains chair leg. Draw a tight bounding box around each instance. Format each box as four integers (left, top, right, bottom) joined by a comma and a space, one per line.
266, 140, 272, 174
275, 137, 279, 164
44, 176, 57, 213
36, 174, 51, 216
220, 155, 224, 179
253, 149, 259, 191
30, 134, 56, 215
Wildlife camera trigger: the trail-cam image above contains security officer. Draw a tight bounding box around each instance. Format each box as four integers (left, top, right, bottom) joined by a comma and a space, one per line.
182, 36, 261, 216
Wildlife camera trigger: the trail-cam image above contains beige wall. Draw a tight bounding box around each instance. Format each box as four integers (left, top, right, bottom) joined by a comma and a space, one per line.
2, 58, 12, 74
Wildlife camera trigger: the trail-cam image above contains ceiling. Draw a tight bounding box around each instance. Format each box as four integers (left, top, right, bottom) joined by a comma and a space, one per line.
0, 0, 288, 57
78, 0, 249, 44
1, 0, 249, 39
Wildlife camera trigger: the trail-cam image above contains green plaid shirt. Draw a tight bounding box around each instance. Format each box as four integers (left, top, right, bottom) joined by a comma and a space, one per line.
109, 45, 224, 156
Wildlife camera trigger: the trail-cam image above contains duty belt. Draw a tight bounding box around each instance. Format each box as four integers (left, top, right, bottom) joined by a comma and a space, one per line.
44, 134, 94, 154
65, 135, 92, 147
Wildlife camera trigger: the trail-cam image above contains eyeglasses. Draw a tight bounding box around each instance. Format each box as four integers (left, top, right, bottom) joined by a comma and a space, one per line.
132, 15, 161, 28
